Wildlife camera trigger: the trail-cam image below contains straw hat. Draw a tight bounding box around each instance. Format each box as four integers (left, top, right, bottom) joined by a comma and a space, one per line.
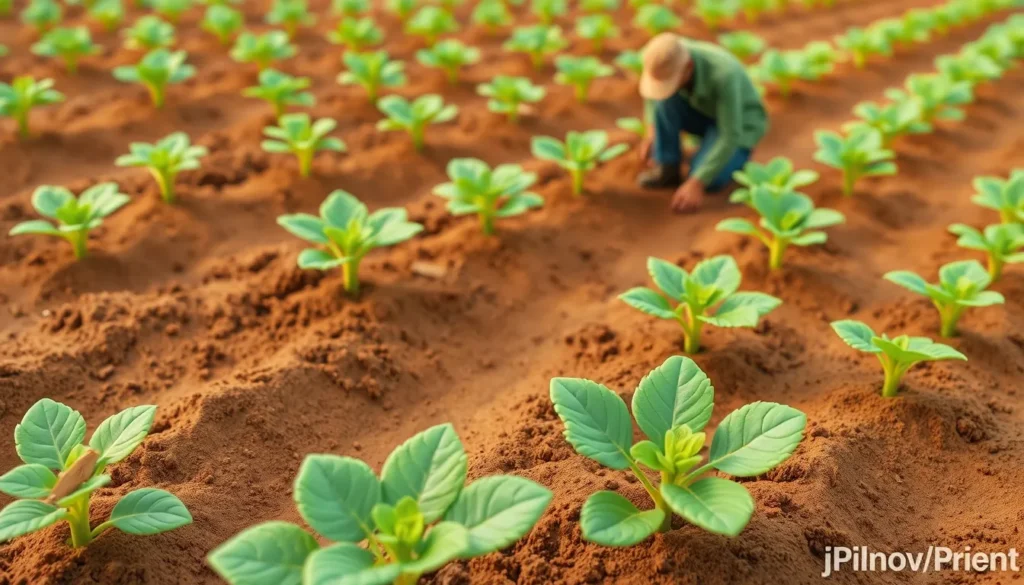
639, 33, 691, 100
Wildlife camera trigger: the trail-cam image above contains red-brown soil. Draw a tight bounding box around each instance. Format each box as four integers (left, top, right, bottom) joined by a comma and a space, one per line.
1, 1, 1022, 584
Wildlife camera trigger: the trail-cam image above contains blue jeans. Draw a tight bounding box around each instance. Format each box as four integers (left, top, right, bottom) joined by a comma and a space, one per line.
652, 93, 752, 192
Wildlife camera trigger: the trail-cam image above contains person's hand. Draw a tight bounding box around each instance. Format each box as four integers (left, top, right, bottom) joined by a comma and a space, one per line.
670, 178, 705, 213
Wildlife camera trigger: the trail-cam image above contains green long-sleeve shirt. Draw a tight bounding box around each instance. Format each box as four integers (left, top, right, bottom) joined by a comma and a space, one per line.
646, 40, 768, 185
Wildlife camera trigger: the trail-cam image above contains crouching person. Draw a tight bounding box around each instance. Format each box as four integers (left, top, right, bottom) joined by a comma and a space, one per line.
637, 33, 769, 213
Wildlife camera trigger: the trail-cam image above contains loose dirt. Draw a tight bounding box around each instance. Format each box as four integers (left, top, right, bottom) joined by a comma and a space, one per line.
0, 1, 1022, 584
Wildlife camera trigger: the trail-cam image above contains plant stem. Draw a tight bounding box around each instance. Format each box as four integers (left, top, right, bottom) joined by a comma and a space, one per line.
768, 239, 787, 270
853, 52, 866, 69
394, 573, 419, 585
680, 309, 702, 354
507, 103, 519, 124
342, 258, 360, 296
67, 498, 93, 548
938, 303, 962, 338
151, 169, 175, 203
575, 83, 587, 103
626, 459, 671, 532
16, 111, 29, 139
297, 149, 313, 177
881, 365, 903, 398
148, 83, 165, 109
842, 169, 856, 197
987, 255, 1003, 282
570, 168, 584, 196
411, 125, 425, 151
480, 212, 495, 236
68, 229, 89, 260
999, 209, 1015, 224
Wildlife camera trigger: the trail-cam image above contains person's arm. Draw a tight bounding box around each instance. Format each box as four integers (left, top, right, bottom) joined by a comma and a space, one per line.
690, 73, 744, 186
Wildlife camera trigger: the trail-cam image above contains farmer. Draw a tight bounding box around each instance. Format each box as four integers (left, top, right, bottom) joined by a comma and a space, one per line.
636, 33, 768, 213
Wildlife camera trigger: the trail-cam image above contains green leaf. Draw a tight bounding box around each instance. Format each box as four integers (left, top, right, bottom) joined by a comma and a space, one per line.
277, 214, 328, 244
708, 402, 806, 477
629, 440, 663, 471
904, 337, 967, 361
531, 136, 566, 162
0, 500, 67, 543
661, 478, 754, 537
618, 287, 677, 320
32, 186, 74, 218
9, 219, 61, 236
444, 475, 552, 557
15, 398, 87, 471
716, 218, 760, 236
0, 464, 57, 499
579, 491, 664, 546
107, 488, 191, 535
830, 320, 880, 353
702, 292, 780, 328
320, 190, 366, 228
689, 255, 741, 298
549, 377, 632, 470
401, 521, 468, 574
89, 405, 156, 466
208, 521, 319, 585
303, 543, 399, 585
884, 270, 930, 295
380, 423, 468, 524
294, 455, 380, 543
647, 257, 687, 300
297, 249, 346, 271
632, 356, 714, 445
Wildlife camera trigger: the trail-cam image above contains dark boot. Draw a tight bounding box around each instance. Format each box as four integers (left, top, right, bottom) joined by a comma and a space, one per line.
637, 164, 682, 189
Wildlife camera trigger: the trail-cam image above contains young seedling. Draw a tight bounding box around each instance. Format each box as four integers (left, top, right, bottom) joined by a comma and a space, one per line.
243, 69, 314, 117
123, 16, 176, 51
635, 4, 681, 36
813, 126, 896, 197
208, 423, 550, 584
32, 27, 99, 74
326, 17, 383, 51
0, 0, 10, 16
531, 130, 628, 195
885, 260, 1004, 337
113, 49, 194, 108
230, 31, 297, 71
576, 14, 619, 53
831, 321, 966, 397
884, 73, 973, 125
935, 51, 1003, 88
729, 156, 820, 205
620, 256, 781, 353
386, 0, 417, 22
835, 26, 893, 69
845, 100, 929, 147
616, 117, 647, 139
551, 356, 805, 542
554, 55, 613, 102
739, 0, 771, 23
503, 25, 568, 69
615, 50, 642, 76
21, 0, 62, 35
756, 50, 811, 97
332, 0, 368, 17
0, 76, 64, 139
718, 31, 766, 61
88, 0, 124, 32
0, 400, 191, 547
8, 183, 129, 259
693, 0, 738, 31
277, 190, 421, 294
200, 5, 242, 45
433, 158, 544, 235
405, 6, 458, 47
477, 75, 545, 123
266, 0, 315, 39
471, 0, 513, 34
115, 132, 207, 203
262, 114, 345, 177
717, 187, 844, 270
898, 9, 937, 45
531, 0, 567, 25
580, 0, 619, 11
151, 0, 192, 24
970, 30, 1017, 69
949, 223, 1024, 282
971, 171, 1024, 225
338, 50, 406, 103
416, 39, 481, 83
801, 41, 839, 78
376, 94, 458, 151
